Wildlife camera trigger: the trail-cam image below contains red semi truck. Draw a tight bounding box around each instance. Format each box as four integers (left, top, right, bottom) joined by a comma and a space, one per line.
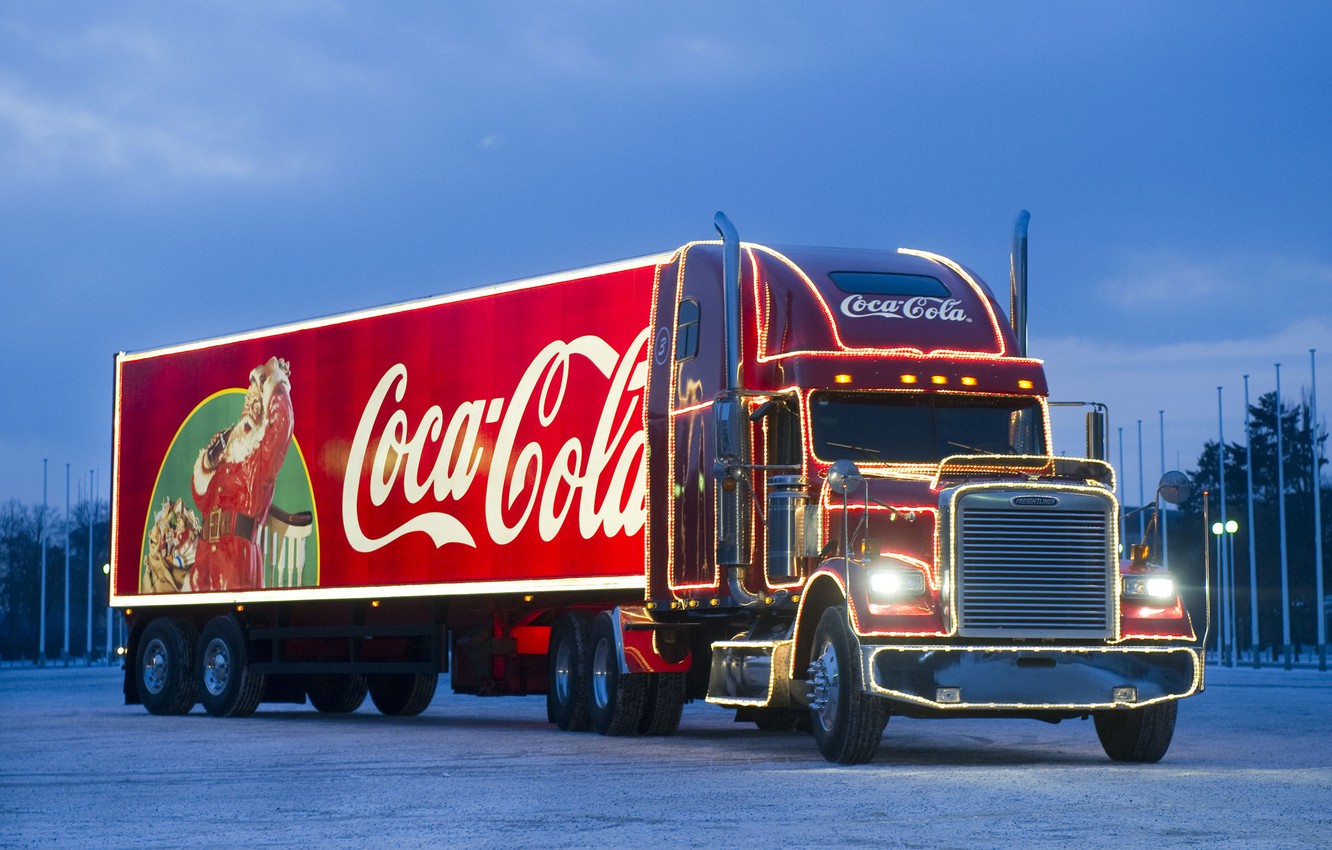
111, 213, 1202, 763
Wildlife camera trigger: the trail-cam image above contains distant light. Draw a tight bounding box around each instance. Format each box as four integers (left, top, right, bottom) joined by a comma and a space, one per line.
1225, 519, 1238, 533
102, 563, 110, 575
1212, 522, 1224, 535
834, 374, 853, 384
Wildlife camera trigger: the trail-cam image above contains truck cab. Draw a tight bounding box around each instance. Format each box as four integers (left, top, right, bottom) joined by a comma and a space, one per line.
628, 217, 1201, 763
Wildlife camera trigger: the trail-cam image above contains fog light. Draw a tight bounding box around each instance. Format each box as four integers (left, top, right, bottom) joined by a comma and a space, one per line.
937, 687, 962, 704
1112, 686, 1138, 704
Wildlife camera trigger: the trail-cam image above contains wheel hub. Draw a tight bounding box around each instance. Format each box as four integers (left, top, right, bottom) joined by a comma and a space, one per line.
142, 638, 168, 695
202, 638, 231, 696
807, 640, 840, 732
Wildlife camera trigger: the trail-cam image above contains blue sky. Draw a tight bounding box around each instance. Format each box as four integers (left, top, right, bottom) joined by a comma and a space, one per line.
2, 2, 1330, 506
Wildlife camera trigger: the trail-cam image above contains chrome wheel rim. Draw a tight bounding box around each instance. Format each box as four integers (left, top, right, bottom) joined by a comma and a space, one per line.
553, 639, 574, 706
142, 638, 168, 695
809, 639, 840, 733
591, 638, 612, 710
202, 638, 231, 697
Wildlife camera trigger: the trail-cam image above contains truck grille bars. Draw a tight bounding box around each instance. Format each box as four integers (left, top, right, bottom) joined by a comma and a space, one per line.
954, 491, 1115, 640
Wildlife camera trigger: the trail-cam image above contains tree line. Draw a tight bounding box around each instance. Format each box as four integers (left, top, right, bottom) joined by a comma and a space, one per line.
1168, 390, 1329, 656
0, 498, 111, 662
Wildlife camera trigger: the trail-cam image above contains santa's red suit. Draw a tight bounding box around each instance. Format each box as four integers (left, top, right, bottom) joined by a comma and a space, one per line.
191, 360, 294, 592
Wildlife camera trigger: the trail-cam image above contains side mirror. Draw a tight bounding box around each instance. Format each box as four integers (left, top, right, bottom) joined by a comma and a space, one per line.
1157, 471, 1193, 505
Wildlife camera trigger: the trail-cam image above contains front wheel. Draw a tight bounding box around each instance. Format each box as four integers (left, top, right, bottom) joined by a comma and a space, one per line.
137, 618, 197, 716
1093, 700, 1177, 763
807, 606, 888, 764
196, 616, 265, 718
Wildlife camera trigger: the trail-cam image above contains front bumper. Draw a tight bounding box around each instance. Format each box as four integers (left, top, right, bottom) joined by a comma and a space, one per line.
862, 644, 1203, 711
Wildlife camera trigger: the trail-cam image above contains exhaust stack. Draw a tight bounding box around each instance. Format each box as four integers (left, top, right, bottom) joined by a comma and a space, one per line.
714, 211, 743, 392
1010, 210, 1030, 357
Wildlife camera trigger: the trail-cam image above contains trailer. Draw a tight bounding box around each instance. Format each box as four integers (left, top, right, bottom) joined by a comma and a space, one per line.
111, 212, 1202, 763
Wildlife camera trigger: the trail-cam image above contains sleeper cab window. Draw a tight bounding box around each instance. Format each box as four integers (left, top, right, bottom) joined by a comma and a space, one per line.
676, 298, 700, 361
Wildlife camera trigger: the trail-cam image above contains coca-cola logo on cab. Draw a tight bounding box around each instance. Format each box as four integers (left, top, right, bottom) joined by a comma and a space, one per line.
342, 329, 649, 553
839, 294, 968, 322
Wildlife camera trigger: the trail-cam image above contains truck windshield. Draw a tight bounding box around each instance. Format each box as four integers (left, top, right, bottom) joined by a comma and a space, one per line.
810, 391, 1046, 463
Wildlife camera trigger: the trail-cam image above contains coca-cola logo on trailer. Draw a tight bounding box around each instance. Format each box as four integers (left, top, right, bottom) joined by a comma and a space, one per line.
342, 329, 650, 553
839, 294, 969, 322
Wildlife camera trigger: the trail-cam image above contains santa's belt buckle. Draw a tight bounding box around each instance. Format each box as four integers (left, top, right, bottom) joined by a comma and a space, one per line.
206, 508, 223, 541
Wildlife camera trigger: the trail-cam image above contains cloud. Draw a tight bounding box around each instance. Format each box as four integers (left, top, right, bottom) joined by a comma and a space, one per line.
1039, 316, 1332, 483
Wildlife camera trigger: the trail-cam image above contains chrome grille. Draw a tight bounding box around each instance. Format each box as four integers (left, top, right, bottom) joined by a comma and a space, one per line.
956, 493, 1114, 639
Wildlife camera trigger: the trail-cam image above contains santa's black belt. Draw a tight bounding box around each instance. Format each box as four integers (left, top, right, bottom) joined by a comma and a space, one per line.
204, 508, 257, 542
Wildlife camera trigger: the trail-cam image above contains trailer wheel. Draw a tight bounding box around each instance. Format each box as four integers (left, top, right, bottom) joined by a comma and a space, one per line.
547, 611, 593, 731
1093, 700, 1177, 763
306, 674, 369, 713
137, 618, 197, 716
807, 606, 888, 764
638, 673, 687, 736
368, 674, 438, 716
588, 611, 647, 736
196, 616, 265, 718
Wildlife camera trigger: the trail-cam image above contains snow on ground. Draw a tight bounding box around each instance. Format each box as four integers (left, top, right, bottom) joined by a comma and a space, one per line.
1, 664, 1329, 849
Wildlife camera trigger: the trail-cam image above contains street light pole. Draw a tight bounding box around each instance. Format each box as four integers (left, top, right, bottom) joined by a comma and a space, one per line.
1311, 349, 1325, 671
39, 459, 47, 667
1244, 375, 1261, 667
1217, 387, 1230, 662
1276, 363, 1293, 669
86, 468, 94, 663
1159, 410, 1169, 570
63, 462, 70, 665
1137, 419, 1145, 542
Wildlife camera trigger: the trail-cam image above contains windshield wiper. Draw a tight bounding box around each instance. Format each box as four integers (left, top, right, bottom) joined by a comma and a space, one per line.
827, 441, 881, 459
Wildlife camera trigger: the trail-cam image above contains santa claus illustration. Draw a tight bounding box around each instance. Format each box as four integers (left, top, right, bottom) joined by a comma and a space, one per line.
191, 357, 294, 591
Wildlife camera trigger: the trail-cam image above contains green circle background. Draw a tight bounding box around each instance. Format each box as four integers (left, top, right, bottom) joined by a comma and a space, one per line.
139, 390, 319, 591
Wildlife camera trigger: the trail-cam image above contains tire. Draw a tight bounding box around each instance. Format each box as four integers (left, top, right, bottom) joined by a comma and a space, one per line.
306, 674, 369, 713
1094, 700, 1178, 763
547, 611, 593, 731
196, 616, 265, 718
137, 618, 197, 716
587, 611, 647, 736
807, 606, 889, 764
368, 673, 438, 716
638, 673, 687, 736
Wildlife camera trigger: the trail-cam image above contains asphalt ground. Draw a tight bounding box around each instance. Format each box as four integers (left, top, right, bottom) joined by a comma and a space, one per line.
2, 664, 1330, 849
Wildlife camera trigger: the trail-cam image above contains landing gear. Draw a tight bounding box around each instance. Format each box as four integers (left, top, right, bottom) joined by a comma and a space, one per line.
807, 606, 888, 764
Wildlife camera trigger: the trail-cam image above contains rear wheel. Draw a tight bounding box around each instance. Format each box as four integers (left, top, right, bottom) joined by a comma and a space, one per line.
137, 618, 197, 716
638, 673, 687, 736
547, 611, 593, 731
1094, 701, 1177, 763
306, 674, 368, 713
807, 606, 888, 764
196, 616, 265, 718
368, 673, 438, 716
588, 612, 647, 736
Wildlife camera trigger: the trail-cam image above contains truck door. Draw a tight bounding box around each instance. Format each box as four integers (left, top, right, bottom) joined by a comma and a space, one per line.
646, 245, 732, 595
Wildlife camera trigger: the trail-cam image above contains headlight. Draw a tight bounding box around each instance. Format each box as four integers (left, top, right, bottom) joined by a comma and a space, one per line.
1123, 574, 1176, 600
868, 568, 927, 601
